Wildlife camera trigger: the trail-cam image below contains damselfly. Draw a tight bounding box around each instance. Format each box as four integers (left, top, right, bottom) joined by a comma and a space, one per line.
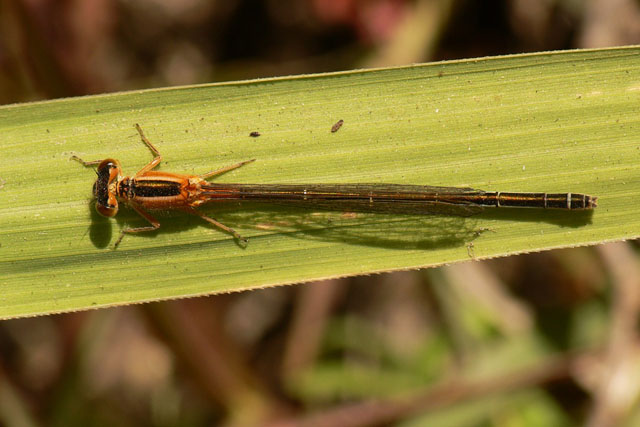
71, 125, 597, 248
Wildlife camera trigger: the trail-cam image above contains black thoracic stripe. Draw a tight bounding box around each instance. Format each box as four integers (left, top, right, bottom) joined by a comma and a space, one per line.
132, 180, 182, 197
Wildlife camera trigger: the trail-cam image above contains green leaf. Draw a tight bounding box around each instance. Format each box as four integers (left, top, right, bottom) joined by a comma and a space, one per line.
1, 46, 638, 318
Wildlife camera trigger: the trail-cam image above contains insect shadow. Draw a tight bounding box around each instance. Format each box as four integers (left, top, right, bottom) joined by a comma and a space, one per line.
476, 206, 595, 227
85, 202, 481, 251
86, 201, 113, 248
86, 201, 594, 250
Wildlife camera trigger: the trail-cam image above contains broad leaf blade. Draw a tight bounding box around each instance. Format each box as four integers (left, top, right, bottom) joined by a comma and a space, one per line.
0, 46, 638, 318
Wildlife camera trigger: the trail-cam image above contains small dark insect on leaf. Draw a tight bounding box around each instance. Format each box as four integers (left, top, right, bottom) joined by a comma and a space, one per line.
331, 119, 344, 133
249, 131, 261, 137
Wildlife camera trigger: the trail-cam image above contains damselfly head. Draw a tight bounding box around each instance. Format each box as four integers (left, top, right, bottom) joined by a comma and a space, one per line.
93, 159, 121, 217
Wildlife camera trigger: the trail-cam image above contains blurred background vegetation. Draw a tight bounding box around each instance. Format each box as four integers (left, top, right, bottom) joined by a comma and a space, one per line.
1, 0, 640, 426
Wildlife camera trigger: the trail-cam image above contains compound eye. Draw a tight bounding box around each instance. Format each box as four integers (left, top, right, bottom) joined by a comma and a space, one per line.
96, 201, 118, 217
97, 159, 119, 172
